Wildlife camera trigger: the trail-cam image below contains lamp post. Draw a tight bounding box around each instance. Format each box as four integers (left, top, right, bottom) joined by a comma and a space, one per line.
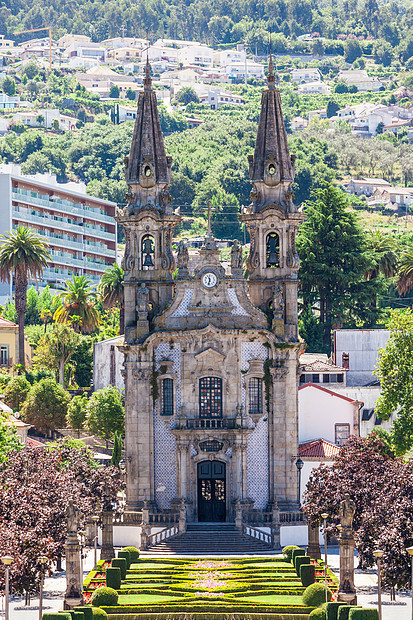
321, 513, 329, 603
373, 549, 384, 620
91, 515, 99, 569
1, 556, 13, 620
38, 556, 48, 620
79, 530, 86, 587
295, 457, 304, 506
406, 546, 413, 620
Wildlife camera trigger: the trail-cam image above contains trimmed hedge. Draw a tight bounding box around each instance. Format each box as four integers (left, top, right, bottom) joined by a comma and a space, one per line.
76, 607, 93, 620
71, 613, 84, 619
348, 610, 379, 620
90, 586, 118, 607
111, 557, 127, 579
118, 550, 131, 569
91, 610, 108, 618
122, 546, 140, 563
283, 545, 301, 561
327, 602, 347, 620
300, 563, 316, 587
310, 604, 327, 619
44, 614, 71, 620
338, 607, 362, 620
303, 583, 332, 607
106, 566, 121, 590
292, 549, 306, 564
295, 555, 311, 576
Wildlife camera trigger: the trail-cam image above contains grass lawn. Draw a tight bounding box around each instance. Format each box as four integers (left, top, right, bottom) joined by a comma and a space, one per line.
239, 594, 306, 605
118, 593, 183, 604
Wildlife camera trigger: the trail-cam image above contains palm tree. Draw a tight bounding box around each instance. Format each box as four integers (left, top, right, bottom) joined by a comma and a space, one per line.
364, 230, 398, 281
397, 249, 413, 296
99, 263, 125, 335
54, 275, 100, 333
0, 226, 50, 366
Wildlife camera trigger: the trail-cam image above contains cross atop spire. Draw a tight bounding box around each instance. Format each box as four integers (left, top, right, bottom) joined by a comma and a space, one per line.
267, 31, 276, 90
144, 56, 152, 91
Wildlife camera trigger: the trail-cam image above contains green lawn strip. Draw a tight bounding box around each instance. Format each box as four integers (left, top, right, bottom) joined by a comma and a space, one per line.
236, 594, 306, 606
117, 594, 186, 605
106, 614, 311, 620
103, 604, 315, 614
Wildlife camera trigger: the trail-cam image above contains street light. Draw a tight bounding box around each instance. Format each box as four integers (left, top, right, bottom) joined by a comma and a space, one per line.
295, 457, 304, 506
406, 546, 413, 620
91, 515, 99, 569
1, 556, 13, 620
38, 556, 48, 620
373, 549, 384, 620
321, 513, 329, 603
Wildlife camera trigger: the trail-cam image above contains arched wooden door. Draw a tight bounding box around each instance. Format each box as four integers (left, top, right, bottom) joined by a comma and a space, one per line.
197, 461, 226, 522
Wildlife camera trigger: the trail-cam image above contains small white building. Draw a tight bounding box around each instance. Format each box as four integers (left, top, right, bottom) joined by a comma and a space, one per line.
214, 49, 246, 66
373, 186, 413, 208
148, 45, 179, 63
106, 47, 143, 63
338, 70, 383, 92
347, 177, 391, 196
199, 89, 245, 109
291, 116, 309, 131
226, 61, 264, 80
291, 68, 322, 84
177, 45, 214, 68
102, 37, 148, 50
0, 94, 21, 109
298, 81, 330, 95
13, 109, 76, 131
0, 35, 15, 49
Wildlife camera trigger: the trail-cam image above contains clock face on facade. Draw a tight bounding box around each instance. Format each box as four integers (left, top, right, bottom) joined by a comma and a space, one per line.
202, 272, 218, 288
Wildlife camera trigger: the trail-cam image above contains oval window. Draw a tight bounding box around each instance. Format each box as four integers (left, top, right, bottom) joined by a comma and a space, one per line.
268, 164, 276, 175
144, 165, 151, 177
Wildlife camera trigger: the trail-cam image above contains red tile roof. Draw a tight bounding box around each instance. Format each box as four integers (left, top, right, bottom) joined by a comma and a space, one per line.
0, 317, 17, 327
298, 382, 359, 403
26, 437, 44, 448
299, 438, 340, 459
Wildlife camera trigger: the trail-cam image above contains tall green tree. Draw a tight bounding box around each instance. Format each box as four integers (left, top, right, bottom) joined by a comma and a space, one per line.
2, 375, 31, 411
54, 275, 100, 334
67, 394, 88, 437
86, 386, 124, 446
0, 226, 50, 366
99, 264, 124, 335
31, 324, 80, 388
21, 377, 70, 434
297, 184, 374, 350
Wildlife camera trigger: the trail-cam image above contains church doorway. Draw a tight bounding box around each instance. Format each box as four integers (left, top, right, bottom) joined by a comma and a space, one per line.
197, 461, 226, 522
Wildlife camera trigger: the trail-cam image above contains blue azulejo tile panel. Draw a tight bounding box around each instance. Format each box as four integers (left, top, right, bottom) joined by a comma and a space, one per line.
247, 415, 269, 509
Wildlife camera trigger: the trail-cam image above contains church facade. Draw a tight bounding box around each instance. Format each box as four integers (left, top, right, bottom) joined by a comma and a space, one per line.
117, 58, 304, 522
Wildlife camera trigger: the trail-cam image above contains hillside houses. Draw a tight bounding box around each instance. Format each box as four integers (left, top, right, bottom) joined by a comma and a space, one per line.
331, 102, 413, 137
346, 177, 413, 212
338, 69, 384, 91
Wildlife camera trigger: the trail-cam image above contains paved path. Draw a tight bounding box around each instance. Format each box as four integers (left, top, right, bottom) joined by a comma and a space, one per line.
1, 548, 411, 619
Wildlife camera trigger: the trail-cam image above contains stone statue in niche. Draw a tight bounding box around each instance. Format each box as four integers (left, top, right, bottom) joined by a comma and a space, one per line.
231, 239, 243, 271
339, 493, 356, 531
272, 284, 285, 339
136, 283, 149, 319
177, 240, 189, 271
66, 502, 79, 535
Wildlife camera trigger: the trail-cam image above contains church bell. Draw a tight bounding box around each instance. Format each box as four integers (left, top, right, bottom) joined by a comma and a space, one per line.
143, 251, 154, 267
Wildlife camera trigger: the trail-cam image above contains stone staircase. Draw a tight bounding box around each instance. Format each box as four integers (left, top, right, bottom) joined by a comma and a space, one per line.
142, 522, 274, 555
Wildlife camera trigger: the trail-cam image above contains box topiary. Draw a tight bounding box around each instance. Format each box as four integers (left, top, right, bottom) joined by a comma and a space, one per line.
76, 607, 93, 620
111, 557, 127, 580
303, 582, 333, 607
291, 548, 306, 564
295, 554, 311, 576
44, 614, 71, 620
90, 586, 118, 607
348, 610, 379, 620
310, 604, 328, 619
327, 601, 348, 620
91, 610, 108, 619
282, 545, 300, 561
117, 550, 131, 569
105, 566, 121, 590
121, 546, 140, 563
338, 607, 362, 620
300, 562, 316, 586
71, 613, 84, 619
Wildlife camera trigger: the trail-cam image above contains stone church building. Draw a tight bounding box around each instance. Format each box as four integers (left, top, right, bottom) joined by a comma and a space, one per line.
116, 57, 304, 524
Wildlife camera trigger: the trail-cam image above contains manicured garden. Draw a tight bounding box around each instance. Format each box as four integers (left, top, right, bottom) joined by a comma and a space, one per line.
43, 545, 379, 619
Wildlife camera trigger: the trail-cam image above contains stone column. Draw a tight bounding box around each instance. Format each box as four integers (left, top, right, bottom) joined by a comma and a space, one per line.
338, 527, 357, 605
178, 501, 187, 534
271, 501, 281, 550
63, 530, 83, 609
235, 500, 242, 532
100, 508, 115, 561
140, 503, 151, 550
307, 521, 322, 560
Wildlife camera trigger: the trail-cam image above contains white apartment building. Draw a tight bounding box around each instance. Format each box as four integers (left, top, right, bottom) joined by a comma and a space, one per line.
226, 61, 264, 80
213, 49, 246, 66
298, 81, 331, 95
338, 70, 383, 92
58, 34, 91, 49
0, 35, 15, 49
177, 45, 214, 68
291, 68, 322, 83
0, 164, 117, 302
13, 109, 76, 131
102, 37, 148, 50
199, 89, 245, 109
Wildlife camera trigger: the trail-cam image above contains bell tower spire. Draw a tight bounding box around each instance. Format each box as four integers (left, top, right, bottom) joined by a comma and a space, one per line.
240, 58, 304, 342
117, 60, 180, 343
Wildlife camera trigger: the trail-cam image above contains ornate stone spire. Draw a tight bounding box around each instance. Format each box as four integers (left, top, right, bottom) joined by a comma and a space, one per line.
124, 59, 172, 213
247, 57, 296, 212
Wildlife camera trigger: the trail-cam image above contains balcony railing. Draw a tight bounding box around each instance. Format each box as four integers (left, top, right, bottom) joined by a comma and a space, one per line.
13, 208, 116, 241
185, 418, 238, 430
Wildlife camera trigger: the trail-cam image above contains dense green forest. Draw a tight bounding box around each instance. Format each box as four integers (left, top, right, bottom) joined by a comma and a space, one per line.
1, 0, 412, 64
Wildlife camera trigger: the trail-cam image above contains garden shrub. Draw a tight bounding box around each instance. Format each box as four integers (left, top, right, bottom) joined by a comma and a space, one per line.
76, 609, 93, 620
300, 562, 316, 586
71, 613, 84, 619
348, 610, 379, 620
310, 604, 328, 619
45, 614, 71, 619
283, 545, 300, 560
303, 582, 332, 607
327, 602, 347, 620
91, 610, 108, 618
121, 546, 140, 562
90, 586, 118, 607
118, 550, 131, 569
111, 557, 127, 579
295, 554, 311, 575
106, 566, 121, 589
338, 607, 362, 620
291, 548, 305, 564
